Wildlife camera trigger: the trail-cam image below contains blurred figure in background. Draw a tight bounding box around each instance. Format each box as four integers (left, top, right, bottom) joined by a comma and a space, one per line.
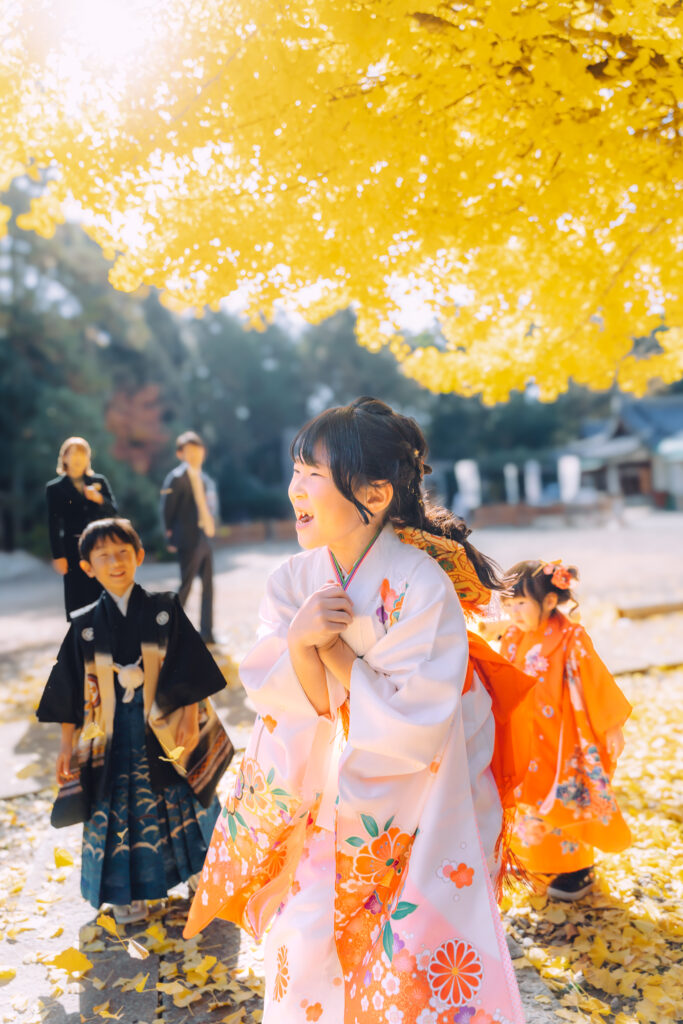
46, 436, 118, 619
160, 431, 218, 644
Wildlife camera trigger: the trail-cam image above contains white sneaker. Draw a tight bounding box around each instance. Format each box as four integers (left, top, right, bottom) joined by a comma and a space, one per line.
112, 900, 149, 924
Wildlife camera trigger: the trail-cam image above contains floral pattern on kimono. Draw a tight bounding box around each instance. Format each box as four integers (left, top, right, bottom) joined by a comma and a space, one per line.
186, 526, 524, 1024
500, 612, 632, 873
376, 577, 409, 628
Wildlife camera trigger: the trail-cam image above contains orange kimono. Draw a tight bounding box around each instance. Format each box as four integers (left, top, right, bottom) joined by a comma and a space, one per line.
500, 612, 632, 874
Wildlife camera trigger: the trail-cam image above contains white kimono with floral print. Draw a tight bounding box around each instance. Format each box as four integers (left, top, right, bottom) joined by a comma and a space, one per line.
185, 525, 524, 1024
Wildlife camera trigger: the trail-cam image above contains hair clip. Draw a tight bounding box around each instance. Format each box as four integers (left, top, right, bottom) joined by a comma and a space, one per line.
533, 559, 573, 589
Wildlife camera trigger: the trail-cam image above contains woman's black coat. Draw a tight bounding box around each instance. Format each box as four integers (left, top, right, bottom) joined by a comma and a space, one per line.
46, 473, 118, 617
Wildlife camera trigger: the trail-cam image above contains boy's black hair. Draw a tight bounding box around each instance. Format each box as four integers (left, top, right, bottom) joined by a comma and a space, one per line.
505, 559, 579, 606
79, 518, 143, 562
290, 396, 505, 591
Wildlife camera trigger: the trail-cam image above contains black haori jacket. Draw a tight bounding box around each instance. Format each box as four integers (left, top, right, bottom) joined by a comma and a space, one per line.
37, 584, 233, 811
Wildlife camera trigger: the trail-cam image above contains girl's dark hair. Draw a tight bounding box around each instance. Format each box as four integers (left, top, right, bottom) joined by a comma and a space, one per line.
506, 560, 579, 608
79, 518, 142, 562
290, 396, 504, 591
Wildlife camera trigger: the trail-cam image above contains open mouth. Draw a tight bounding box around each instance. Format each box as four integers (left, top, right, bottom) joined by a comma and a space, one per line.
296, 512, 313, 526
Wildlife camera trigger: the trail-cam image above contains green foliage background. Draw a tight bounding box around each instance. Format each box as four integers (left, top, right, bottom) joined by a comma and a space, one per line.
0, 182, 638, 556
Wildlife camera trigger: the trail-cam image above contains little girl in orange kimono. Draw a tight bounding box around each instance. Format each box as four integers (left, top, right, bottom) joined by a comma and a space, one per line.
500, 560, 632, 900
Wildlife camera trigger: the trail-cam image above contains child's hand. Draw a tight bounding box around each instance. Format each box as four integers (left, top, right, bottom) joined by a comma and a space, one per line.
84, 484, 104, 504
605, 726, 624, 763
289, 584, 353, 651
52, 557, 68, 576
56, 743, 75, 785
176, 704, 200, 754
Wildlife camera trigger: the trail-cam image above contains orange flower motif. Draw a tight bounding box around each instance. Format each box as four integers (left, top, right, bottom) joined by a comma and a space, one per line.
263, 714, 277, 733
237, 757, 269, 814
263, 843, 288, 880
471, 1011, 495, 1024
428, 938, 483, 1007
306, 1004, 323, 1021
354, 826, 413, 888
273, 944, 289, 1002
449, 863, 474, 889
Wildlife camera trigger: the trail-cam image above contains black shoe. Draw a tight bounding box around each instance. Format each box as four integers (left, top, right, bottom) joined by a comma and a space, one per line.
547, 867, 594, 901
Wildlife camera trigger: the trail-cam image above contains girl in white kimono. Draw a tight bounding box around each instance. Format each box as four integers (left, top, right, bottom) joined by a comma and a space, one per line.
185, 397, 526, 1024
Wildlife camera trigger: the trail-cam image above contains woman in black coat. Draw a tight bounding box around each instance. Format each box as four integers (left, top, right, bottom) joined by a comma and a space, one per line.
46, 437, 119, 618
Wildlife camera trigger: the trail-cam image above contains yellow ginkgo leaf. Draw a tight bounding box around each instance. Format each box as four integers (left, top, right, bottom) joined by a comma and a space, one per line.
221, 1011, 245, 1024
96, 913, 119, 938
156, 981, 187, 995
116, 971, 149, 993
53, 848, 74, 868
92, 1001, 124, 1019
46, 947, 93, 976
0, 966, 17, 984
81, 721, 105, 742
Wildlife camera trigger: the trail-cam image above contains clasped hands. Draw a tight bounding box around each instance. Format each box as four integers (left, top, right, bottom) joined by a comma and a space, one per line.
288, 584, 355, 692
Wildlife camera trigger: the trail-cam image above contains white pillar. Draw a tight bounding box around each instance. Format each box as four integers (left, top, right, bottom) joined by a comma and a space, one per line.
454, 459, 482, 514
503, 463, 520, 504
524, 459, 542, 506
558, 454, 581, 503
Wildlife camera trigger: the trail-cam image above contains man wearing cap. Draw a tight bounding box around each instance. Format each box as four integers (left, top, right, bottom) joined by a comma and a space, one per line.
160, 431, 219, 644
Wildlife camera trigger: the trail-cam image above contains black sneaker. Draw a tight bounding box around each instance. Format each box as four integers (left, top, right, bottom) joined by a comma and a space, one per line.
547, 867, 594, 901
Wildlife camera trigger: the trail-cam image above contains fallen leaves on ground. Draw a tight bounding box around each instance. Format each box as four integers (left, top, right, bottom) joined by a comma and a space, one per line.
1, 651, 680, 1023
504, 669, 683, 1024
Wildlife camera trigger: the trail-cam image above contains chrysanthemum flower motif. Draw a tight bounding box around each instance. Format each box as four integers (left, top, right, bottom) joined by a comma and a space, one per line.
238, 757, 269, 813
263, 843, 288, 880
427, 938, 483, 1007
273, 944, 289, 1001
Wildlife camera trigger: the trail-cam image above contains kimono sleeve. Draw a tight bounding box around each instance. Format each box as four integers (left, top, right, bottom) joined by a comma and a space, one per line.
238, 562, 345, 799
36, 626, 84, 726
154, 597, 227, 714
344, 563, 467, 789
569, 625, 632, 740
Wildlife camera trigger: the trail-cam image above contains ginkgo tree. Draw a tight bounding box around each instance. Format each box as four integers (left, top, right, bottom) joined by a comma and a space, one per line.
2, 0, 682, 401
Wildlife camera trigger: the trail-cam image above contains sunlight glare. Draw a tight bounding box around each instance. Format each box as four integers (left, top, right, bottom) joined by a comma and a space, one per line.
56, 0, 156, 67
